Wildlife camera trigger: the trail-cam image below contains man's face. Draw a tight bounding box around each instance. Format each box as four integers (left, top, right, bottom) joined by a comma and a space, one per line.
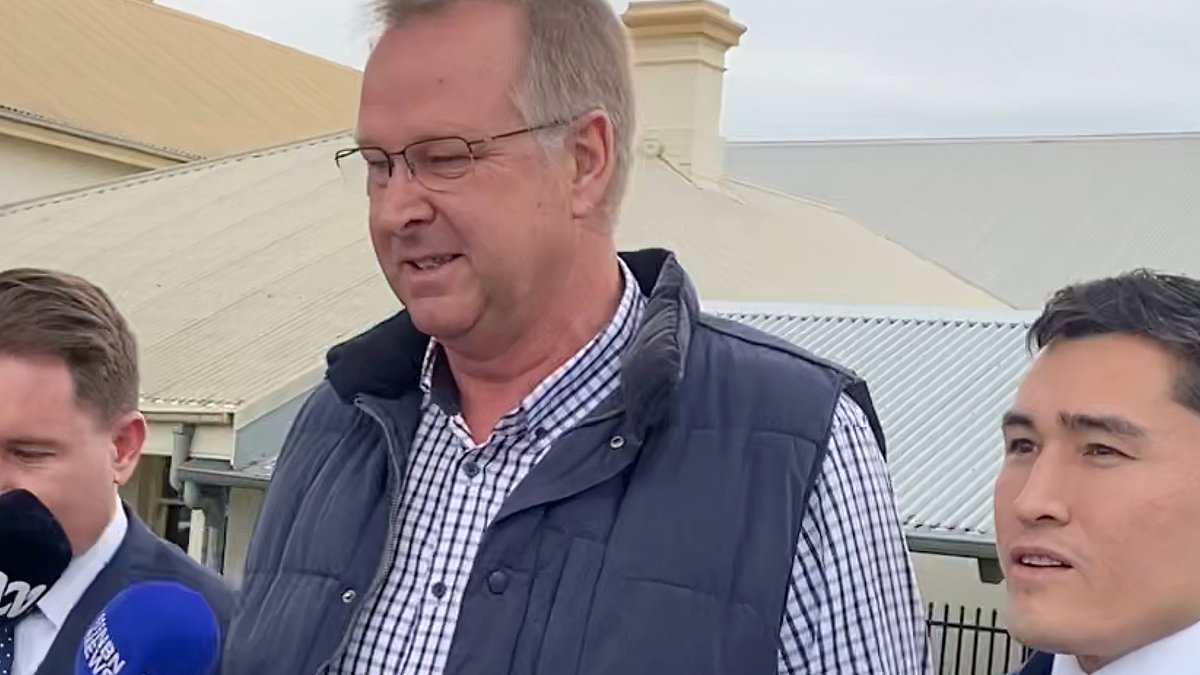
357, 0, 592, 353
994, 334, 1200, 666
0, 355, 144, 555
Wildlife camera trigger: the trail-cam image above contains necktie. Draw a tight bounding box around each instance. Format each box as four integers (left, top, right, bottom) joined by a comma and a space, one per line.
0, 621, 15, 675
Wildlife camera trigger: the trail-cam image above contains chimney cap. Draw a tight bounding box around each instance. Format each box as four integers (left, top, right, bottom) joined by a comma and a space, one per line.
622, 1, 747, 50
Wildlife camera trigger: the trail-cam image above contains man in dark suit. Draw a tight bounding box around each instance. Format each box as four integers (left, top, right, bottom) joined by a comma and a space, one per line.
0, 268, 233, 675
996, 271, 1200, 675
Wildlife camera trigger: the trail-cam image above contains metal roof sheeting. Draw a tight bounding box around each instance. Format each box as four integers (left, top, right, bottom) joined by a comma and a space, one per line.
0, 132, 1003, 416
708, 302, 1037, 554
726, 133, 1200, 309
0, 0, 361, 159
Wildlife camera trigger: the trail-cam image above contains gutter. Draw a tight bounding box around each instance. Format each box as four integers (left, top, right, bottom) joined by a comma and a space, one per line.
0, 105, 200, 166
907, 532, 998, 561
144, 410, 234, 426
176, 459, 271, 491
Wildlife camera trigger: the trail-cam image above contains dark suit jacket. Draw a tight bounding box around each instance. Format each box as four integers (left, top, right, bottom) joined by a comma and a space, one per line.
1013, 650, 1054, 675
34, 504, 234, 675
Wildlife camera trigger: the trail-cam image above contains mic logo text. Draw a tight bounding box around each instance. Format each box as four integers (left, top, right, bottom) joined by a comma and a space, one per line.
82, 612, 127, 675
0, 571, 48, 620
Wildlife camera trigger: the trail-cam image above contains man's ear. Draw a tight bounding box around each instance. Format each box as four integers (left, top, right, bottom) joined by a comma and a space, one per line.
567, 109, 617, 220
111, 410, 147, 486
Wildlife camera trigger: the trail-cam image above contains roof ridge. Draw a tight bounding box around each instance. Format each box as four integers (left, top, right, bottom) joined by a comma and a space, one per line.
116, 0, 364, 75
0, 130, 352, 217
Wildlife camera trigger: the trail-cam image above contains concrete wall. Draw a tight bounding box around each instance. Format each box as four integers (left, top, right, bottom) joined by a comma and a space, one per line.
0, 135, 141, 206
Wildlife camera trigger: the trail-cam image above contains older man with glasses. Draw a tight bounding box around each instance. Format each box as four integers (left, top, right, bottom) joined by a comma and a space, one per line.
223, 1, 930, 673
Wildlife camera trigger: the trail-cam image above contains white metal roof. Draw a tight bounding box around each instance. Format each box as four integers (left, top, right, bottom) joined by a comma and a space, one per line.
710, 302, 1036, 557
727, 133, 1200, 309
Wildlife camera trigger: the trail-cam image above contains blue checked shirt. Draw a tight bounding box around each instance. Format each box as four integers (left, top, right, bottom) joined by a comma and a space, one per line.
327, 261, 929, 674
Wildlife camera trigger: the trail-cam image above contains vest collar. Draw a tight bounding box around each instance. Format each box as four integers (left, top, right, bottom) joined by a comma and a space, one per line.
325, 248, 696, 436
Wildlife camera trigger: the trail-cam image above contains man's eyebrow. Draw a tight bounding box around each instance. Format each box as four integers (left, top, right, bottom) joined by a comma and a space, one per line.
1001, 411, 1036, 430
4, 435, 65, 449
1061, 413, 1147, 438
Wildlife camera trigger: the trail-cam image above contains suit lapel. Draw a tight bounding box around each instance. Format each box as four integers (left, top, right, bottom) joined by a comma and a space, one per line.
34, 507, 150, 675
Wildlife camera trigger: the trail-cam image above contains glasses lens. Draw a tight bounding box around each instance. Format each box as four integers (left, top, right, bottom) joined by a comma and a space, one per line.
408, 138, 473, 189
336, 148, 390, 193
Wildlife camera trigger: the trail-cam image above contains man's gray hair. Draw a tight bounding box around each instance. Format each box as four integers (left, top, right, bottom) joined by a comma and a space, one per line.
373, 0, 637, 209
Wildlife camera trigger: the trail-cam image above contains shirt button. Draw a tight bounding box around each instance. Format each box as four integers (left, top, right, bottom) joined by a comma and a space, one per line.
431, 581, 448, 599
533, 427, 548, 441
609, 435, 626, 450
341, 589, 357, 604
487, 570, 510, 594
462, 461, 481, 478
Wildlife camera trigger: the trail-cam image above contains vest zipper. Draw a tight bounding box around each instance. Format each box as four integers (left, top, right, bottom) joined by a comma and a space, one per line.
311, 396, 407, 675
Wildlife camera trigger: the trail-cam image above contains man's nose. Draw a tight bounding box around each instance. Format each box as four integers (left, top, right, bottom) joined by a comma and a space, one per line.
371, 166, 436, 234
1012, 450, 1071, 526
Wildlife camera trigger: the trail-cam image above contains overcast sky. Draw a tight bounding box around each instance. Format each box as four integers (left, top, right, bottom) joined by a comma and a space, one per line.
160, 0, 1200, 141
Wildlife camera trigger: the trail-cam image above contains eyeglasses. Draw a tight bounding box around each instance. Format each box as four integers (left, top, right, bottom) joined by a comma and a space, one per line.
334, 121, 567, 193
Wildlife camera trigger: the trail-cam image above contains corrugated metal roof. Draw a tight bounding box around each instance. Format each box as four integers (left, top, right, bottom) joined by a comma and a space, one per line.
708, 302, 1037, 551
0, 0, 361, 159
181, 300, 1035, 555
726, 133, 1200, 309
0, 132, 1004, 416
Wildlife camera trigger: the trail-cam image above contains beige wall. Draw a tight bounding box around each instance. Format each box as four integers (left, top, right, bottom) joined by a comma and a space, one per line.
223, 488, 266, 587
142, 419, 236, 461
118, 455, 169, 534
914, 552, 1007, 612
0, 134, 141, 206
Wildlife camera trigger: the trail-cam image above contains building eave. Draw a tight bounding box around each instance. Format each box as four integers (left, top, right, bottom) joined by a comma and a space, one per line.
0, 106, 195, 169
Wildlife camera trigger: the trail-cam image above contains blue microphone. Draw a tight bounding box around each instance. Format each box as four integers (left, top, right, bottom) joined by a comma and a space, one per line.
75, 581, 221, 675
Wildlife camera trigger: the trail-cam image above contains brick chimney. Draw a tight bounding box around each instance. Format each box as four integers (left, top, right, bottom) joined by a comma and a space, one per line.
622, 0, 746, 187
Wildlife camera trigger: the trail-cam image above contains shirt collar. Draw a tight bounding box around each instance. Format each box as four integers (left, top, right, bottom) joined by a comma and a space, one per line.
36, 497, 128, 629
1052, 620, 1200, 675
419, 257, 644, 434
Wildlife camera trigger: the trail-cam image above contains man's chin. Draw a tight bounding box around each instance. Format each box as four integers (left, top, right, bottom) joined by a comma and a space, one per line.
1007, 600, 1100, 656
404, 302, 476, 341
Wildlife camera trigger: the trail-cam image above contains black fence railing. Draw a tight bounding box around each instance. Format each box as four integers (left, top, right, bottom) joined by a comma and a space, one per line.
926, 603, 1032, 675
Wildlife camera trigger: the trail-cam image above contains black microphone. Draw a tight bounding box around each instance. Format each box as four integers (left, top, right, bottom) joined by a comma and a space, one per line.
0, 489, 74, 624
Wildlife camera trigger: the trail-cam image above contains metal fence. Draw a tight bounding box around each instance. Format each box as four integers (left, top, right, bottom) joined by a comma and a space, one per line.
927, 603, 1032, 675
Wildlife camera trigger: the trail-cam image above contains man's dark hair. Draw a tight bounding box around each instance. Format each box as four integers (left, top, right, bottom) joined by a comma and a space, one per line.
1029, 269, 1200, 415
0, 268, 139, 424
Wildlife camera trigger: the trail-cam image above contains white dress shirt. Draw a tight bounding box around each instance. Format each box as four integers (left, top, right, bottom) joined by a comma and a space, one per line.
13, 498, 127, 675
1052, 620, 1200, 675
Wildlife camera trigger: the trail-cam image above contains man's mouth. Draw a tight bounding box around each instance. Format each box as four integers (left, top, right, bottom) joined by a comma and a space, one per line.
407, 254, 461, 271
1010, 546, 1075, 572
1017, 554, 1070, 569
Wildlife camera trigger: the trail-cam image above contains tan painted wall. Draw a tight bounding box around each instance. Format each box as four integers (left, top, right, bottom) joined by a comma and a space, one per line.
914, 552, 1007, 612
0, 134, 141, 206
142, 420, 235, 461
223, 488, 266, 588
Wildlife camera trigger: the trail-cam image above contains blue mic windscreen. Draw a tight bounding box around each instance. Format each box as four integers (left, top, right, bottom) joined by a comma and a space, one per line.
0, 489, 73, 624
75, 580, 221, 675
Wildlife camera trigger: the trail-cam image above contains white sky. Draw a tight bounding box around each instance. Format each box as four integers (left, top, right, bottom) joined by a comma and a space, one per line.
159, 0, 1200, 141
